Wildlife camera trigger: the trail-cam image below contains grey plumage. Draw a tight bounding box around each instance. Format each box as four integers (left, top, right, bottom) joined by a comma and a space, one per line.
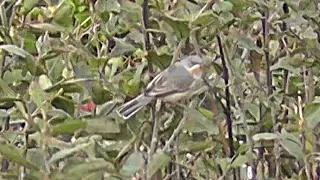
116, 55, 203, 120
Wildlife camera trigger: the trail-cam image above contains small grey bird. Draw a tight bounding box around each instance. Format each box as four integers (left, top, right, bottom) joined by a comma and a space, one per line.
117, 55, 204, 120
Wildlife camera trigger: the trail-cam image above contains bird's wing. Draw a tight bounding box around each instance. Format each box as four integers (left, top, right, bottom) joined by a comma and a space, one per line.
144, 65, 195, 98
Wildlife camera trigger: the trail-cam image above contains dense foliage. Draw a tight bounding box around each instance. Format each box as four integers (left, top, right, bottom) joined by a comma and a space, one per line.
1, 0, 320, 179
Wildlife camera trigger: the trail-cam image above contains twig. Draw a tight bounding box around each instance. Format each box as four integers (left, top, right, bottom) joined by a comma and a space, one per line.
162, 111, 188, 153
41, 109, 51, 173
261, 8, 281, 179
216, 34, 235, 179
192, 0, 215, 22
170, 40, 185, 65
279, 2, 290, 124
175, 138, 180, 180
142, 0, 153, 74
216, 34, 234, 158
1, 51, 6, 78
303, 66, 315, 103
148, 107, 159, 161
261, 12, 272, 96
163, 170, 178, 180
298, 96, 312, 180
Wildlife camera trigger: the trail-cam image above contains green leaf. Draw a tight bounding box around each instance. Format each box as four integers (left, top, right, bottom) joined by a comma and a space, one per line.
147, 152, 171, 178
74, 11, 91, 27
0, 45, 31, 58
45, 78, 92, 93
121, 151, 144, 177
119, 0, 142, 22
0, 79, 17, 97
20, 29, 37, 54
97, 101, 118, 116
109, 38, 136, 57
26, 56, 37, 76
163, 16, 190, 39
53, 2, 74, 28
51, 120, 86, 135
0, 97, 21, 109
132, 63, 145, 84
147, 51, 172, 70
29, 23, 67, 33
302, 27, 317, 39
62, 159, 115, 178
269, 40, 279, 57
127, 30, 144, 44
198, 108, 214, 119
22, 0, 40, 13
0, 143, 39, 170
51, 96, 75, 116
192, 11, 215, 26
39, 75, 53, 89
184, 109, 218, 135
235, 36, 263, 54
108, 57, 124, 78
29, 82, 47, 107
271, 57, 301, 74
49, 142, 92, 164
94, 0, 110, 21
252, 133, 279, 141
92, 84, 113, 105
244, 102, 260, 120
280, 131, 304, 161
304, 102, 320, 129
85, 117, 120, 134
231, 155, 248, 168
47, 109, 72, 120
26, 149, 45, 169
212, 1, 233, 13
106, 0, 121, 13
46, 58, 65, 82
3, 69, 24, 84
179, 140, 212, 153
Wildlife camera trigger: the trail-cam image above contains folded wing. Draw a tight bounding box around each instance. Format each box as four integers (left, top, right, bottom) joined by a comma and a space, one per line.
144, 65, 195, 99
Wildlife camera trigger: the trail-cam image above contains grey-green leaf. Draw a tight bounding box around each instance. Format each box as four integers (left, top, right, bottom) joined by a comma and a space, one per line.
0, 144, 39, 170
147, 152, 171, 178
0, 45, 31, 58
121, 151, 144, 177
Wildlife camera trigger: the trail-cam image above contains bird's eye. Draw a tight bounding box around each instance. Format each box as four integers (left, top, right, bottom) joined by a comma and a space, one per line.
190, 61, 198, 66
190, 61, 201, 66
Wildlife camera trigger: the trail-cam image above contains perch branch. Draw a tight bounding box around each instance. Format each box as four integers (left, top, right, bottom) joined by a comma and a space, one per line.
216, 34, 234, 158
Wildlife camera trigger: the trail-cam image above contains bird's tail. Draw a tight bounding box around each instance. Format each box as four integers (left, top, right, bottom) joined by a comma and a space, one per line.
117, 94, 153, 120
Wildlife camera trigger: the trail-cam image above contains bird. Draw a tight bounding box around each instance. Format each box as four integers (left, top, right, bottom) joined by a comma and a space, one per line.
116, 55, 204, 120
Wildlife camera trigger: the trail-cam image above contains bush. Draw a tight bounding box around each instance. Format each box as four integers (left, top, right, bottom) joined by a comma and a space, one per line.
0, 0, 320, 179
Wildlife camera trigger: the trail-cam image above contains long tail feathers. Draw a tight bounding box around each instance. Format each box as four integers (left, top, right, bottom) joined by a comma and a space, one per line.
117, 94, 153, 120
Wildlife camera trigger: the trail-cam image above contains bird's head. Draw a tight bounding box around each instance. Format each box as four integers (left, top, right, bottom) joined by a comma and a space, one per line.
180, 55, 204, 79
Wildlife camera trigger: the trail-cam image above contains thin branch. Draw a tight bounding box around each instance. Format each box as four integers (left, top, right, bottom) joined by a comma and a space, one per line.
216, 34, 236, 180
170, 40, 185, 65
261, 11, 272, 96
216, 34, 234, 158
142, 0, 153, 74
148, 107, 159, 161
162, 111, 188, 153
298, 96, 312, 180
1, 51, 6, 78
262, 8, 281, 179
